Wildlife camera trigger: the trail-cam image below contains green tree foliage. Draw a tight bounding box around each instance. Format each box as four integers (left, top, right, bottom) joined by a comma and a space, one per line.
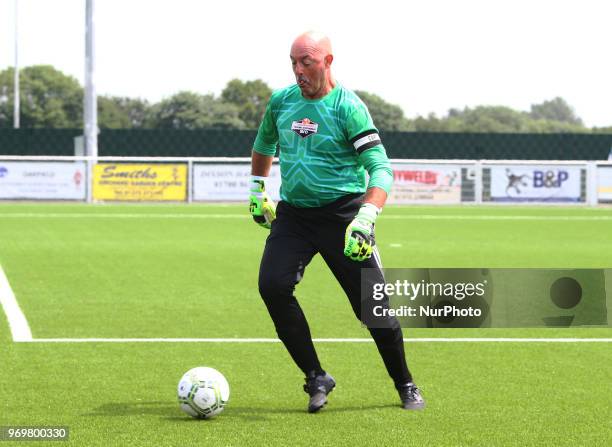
413, 103, 588, 133
98, 96, 150, 129
529, 97, 583, 125
354, 90, 412, 131
453, 106, 529, 132
147, 91, 245, 129
412, 113, 448, 132
221, 79, 272, 129
525, 119, 588, 133
592, 126, 612, 134
98, 96, 131, 128
1, 64, 607, 133
0, 65, 82, 128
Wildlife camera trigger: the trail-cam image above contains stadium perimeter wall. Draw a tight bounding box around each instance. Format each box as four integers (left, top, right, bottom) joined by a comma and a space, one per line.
1, 129, 612, 160
1, 156, 612, 206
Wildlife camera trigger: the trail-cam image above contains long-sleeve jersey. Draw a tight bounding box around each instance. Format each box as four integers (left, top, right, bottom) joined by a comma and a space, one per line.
253, 83, 393, 208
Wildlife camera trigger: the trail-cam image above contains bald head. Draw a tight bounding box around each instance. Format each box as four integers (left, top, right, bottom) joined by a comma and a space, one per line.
290, 31, 336, 99
291, 31, 333, 58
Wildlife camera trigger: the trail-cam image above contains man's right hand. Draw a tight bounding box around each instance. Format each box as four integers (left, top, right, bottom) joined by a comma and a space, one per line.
249, 176, 276, 229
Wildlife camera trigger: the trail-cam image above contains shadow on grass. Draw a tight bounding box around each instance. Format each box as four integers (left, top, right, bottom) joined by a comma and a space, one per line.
86, 401, 399, 421
85, 401, 178, 418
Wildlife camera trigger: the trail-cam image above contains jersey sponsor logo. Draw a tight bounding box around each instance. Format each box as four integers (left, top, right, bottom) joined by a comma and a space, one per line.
291, 118, 319, 138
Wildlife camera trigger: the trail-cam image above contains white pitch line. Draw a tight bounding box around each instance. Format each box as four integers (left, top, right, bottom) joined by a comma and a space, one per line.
0, 213, 246, 219
0, 265, 32, 342
2, 213, 612, 221
383, 215, 612, 221
19, 337, 612, 343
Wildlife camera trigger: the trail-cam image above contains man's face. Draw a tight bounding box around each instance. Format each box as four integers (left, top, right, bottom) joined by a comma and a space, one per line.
290, 44, 329, 99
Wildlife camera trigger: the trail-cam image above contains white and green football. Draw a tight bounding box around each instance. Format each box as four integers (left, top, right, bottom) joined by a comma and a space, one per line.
177, 367, 230, 419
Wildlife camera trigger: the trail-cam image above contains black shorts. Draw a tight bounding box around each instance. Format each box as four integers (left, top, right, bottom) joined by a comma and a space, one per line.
258, 193, 385, 323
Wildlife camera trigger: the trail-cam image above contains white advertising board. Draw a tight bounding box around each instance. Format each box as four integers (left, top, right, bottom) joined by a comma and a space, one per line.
388, 164, 463, 204
0, 161, 87, 200
597, 165, 612, 203
192, 163, 281, 201
488, 165, 583, 203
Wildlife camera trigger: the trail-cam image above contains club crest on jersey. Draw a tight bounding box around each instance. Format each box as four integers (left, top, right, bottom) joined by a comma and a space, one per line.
291, 118, 318, 138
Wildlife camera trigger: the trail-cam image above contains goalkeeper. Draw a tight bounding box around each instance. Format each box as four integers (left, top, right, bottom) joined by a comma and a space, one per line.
249, 31, 424, 413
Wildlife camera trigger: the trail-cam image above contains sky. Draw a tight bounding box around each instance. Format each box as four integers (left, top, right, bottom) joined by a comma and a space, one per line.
1, 0, 611, 127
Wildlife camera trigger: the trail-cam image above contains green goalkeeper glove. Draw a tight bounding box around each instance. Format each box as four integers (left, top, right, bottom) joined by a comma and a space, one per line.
344, 203, 380, 261
249, 176, 276, 229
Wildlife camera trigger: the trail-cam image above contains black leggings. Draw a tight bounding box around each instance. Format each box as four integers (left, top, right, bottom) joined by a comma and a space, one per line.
258, 195, 413, 387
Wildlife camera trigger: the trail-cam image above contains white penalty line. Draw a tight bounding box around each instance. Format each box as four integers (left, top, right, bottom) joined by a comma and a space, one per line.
0, 265, 33, 342
19, 337, 612, 343
2, 213, 612, 221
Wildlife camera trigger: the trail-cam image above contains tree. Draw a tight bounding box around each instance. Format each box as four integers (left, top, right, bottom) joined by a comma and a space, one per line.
147, 91, 246, 129
525, 119, 588, 133
354, 90, 412, 131
98, 96, 131, 129
412, 102, 589, 133
529, 97, 583, 125
1, 64, 604, 133
592, 126, 612, 134
98, 96, 150, 129
413, 113, 449, 132
221, 79, 272, 129
455, 106, 531, 132
0, 65, 82, 128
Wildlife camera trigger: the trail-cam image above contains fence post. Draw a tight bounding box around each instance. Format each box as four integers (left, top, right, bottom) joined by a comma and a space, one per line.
587, 162, 598, 206
87, 156, 94, 204
187, 159, 193, 204
474, 160, 483, 204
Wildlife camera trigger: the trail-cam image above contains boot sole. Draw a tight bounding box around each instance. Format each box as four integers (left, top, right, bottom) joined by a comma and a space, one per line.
307, 383, 335, 413
401, 401, 426, 410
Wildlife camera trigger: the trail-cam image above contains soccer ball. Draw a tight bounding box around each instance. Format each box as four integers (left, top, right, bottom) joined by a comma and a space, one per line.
177, 367, 230, 419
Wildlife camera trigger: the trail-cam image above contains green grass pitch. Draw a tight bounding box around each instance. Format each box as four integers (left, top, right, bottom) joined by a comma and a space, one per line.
0, 203, 611, 446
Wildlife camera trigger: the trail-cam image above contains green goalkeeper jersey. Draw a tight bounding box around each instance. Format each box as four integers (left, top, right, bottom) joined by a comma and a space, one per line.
253, 83, 392, 208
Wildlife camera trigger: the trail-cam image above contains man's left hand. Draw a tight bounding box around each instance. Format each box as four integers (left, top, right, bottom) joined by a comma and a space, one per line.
344, 203, 379, 261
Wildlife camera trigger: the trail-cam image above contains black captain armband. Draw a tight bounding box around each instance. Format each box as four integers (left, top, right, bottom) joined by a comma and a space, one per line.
350, 130, 382, 154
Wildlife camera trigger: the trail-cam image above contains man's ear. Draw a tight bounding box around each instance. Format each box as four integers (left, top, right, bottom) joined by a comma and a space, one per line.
324, 54, 334, 67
